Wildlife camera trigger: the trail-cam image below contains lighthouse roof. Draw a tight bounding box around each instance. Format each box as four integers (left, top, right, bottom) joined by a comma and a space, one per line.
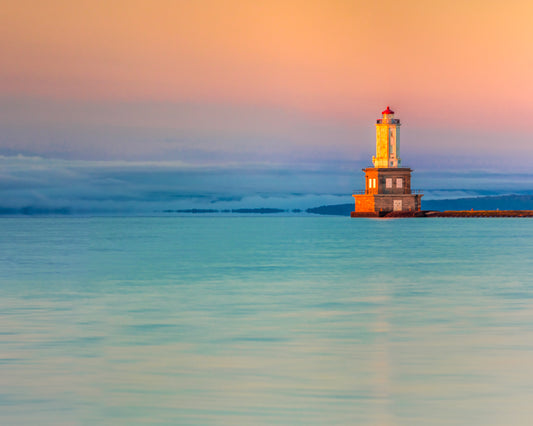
382, 106, 394, 114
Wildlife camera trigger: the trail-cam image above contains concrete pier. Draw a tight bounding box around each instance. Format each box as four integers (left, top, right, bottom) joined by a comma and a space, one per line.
350, 210, 533, 218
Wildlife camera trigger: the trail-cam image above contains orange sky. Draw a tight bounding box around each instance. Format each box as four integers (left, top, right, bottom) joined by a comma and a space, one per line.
1, 0, 533, 162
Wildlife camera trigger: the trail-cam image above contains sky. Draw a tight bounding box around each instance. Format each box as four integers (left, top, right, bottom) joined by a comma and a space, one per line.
1, 0, 533, 211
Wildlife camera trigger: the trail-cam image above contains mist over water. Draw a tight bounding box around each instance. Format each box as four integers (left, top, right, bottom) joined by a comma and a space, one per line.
2, 155, 533, 215
1, 217, 533, 424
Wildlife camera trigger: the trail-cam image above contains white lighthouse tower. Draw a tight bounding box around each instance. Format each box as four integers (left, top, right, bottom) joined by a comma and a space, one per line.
373, 106, 401, 168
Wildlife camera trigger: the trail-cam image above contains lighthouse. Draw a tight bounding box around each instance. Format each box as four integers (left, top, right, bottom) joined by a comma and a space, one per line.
351, 107, 423, 217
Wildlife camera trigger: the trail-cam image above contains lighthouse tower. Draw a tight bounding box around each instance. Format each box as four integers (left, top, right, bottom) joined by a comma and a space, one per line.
373, 106, 400, 168
351, 107, 423, 217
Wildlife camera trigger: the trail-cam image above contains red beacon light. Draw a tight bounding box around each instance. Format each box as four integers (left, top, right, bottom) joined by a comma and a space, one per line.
382, 106, 394, 114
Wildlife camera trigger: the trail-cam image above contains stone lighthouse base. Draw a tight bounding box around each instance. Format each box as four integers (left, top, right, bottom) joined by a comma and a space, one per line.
351, 194, 423, 217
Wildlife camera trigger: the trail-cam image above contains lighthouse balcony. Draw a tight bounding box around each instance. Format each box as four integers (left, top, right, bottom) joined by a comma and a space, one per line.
353, 189, 424, 195
376, 118, 400, 124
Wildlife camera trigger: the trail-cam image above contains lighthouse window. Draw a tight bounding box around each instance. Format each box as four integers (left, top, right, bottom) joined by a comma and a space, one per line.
386, 178, 392, 188
397, 178, 403, 188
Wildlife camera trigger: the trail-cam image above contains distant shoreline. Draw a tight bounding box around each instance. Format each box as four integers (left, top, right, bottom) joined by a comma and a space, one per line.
2, 194, 533, 216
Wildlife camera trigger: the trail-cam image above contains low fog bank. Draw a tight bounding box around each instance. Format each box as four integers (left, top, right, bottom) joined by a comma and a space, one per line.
1, 155, 532, 215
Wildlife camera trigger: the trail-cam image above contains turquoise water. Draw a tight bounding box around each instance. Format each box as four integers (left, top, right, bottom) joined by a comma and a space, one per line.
1, 217, 533, 425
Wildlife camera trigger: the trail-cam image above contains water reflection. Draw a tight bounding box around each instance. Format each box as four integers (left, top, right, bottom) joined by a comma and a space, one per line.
1, 217, 533, 424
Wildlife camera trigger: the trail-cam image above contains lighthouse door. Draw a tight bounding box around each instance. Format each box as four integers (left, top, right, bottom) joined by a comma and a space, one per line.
393, 200, 402, 211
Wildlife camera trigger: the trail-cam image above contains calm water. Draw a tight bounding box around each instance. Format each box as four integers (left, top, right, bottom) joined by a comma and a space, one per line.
1, 217, 533, 425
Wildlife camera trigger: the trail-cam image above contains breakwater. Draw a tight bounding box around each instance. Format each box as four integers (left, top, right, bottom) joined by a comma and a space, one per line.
373, 210, 533, 218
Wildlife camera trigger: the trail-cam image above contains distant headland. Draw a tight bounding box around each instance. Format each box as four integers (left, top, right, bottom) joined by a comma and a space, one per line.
307, 194, 533, 217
